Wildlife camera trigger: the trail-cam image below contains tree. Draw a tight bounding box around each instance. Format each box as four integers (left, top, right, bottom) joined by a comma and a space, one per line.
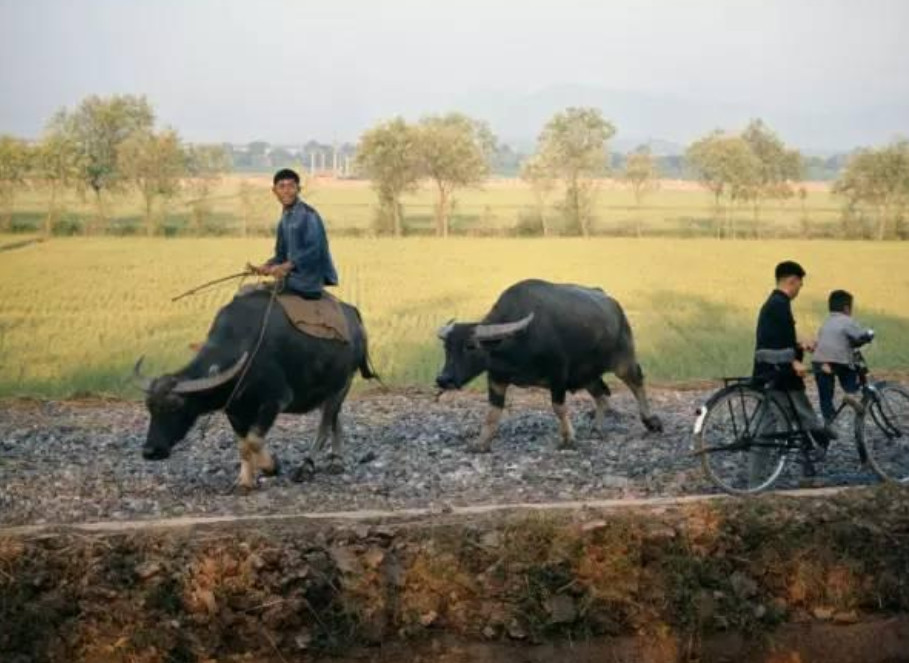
833, 139, 909, 240
0, 135, 32, 231
49, 95, 155, 228
33, 132, 82, 236
797, 186, 810, 237
686, 131, 760, 238
532, 107, 615, 237
184, 144, 232, 234
416, 113, 495, 237
117, 129, 186, 235
355, 118, 422, 236
623, 147, 660, 237
520, 154, 556, 236
741, 119, 802, 224
246, 141, 271, 170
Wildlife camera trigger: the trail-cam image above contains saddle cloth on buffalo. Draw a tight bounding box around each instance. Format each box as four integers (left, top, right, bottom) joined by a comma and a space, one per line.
238, 285, 350, 343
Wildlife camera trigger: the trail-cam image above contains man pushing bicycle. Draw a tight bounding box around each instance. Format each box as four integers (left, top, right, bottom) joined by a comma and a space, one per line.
752, 261, 831, 466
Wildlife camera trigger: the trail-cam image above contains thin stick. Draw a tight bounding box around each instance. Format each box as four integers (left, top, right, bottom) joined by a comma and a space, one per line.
171, 271, 253, 302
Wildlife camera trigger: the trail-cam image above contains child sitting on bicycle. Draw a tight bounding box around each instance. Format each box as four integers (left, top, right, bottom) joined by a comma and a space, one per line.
812, 289, 875, 434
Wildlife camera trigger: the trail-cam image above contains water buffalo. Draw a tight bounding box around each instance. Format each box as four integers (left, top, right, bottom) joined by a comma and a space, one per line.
436, 279, 662, 451
134, 290, 377, 488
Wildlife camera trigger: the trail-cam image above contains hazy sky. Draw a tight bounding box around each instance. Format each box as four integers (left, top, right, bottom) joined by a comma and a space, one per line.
2, 0, 908, 148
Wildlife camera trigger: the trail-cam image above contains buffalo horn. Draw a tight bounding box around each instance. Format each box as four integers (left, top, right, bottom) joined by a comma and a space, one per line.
437, 318, 456, 340
172, 352, 250, 395
473, 312, 535, 342
131, 356, 154, 392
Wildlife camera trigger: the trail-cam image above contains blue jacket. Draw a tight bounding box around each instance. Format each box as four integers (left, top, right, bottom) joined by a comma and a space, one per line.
267, 199, 339, 295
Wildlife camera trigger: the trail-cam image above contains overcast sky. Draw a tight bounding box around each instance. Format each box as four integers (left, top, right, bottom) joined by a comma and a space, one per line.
2, 0, 908, 148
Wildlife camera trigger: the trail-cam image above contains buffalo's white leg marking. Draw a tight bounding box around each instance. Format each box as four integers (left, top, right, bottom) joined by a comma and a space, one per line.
553, 402, 575, 448
593, 394, 612, 430
472, 406, 503, 453
237, 432, 273, 489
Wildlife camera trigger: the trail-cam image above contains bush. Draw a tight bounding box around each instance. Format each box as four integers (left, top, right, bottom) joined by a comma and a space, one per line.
202, 213, 244, 236
514, 209, 544, 236
9, 212, 42, 233
160, 215, 190, 237
107, 216, 144, 236
52, 214, 84, 236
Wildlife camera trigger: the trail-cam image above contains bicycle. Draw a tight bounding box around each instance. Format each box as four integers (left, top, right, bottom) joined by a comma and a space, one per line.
692, 346, 909, 495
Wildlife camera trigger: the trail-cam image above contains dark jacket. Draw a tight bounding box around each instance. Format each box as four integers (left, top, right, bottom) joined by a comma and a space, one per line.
752, 289, 804, 391
267, 199, 339, 296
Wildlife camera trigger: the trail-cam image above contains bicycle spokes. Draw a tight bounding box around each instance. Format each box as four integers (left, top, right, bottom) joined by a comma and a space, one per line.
860, 383, 909, 484
695, 386, 789, 494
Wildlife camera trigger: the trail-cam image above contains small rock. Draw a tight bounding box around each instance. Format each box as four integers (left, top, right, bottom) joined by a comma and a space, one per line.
480, 531, 502, 548
195, 589, 217, 615
730, 571, 759, 599
581, 519, 607, 533
644, 525, 677, 542
294, 630, 312, 650
362, 547, 385, 570
833, 610, 859, 624
135, 561, 163, 581
812, 606, 835, 621
507, 618, 528, 640
329, 546, 363, 575
483, 625, 497, 639
545, 594, 577, 624
420, 610, 438, 626
370, 526, 396, 540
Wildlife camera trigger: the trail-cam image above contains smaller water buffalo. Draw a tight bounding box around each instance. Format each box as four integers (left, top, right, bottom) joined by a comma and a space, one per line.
134, 290, 377, 488
436, 279, 662, 451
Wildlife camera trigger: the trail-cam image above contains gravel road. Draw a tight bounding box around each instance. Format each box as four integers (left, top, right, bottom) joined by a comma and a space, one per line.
0, 387, 876, 526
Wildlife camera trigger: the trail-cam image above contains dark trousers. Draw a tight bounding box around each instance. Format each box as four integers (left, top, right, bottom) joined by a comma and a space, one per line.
812, 362, 860, 423
282, 284, 322, 300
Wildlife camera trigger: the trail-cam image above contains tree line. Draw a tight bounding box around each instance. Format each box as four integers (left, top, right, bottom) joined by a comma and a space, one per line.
0, 95, 231, 236
1, 94, 907, 239
355, 110, 909, 239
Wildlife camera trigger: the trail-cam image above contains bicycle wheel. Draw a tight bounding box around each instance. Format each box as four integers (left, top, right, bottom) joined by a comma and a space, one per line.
694, 385, 791, 494
859, 382, 909, 484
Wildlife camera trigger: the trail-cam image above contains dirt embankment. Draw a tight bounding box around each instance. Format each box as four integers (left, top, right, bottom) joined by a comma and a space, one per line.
2, 487, 908, 662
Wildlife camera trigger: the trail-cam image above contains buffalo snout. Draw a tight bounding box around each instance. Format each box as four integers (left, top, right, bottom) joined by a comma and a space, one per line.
436, 374, 457, 390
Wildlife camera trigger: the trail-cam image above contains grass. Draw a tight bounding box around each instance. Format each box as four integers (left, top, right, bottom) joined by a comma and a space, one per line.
1, 236, 908, 398
6, 175, 846, 238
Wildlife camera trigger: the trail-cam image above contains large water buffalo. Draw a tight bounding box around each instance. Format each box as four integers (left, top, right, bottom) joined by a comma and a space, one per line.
436, 279, 662, 451
134, 290, 377, 488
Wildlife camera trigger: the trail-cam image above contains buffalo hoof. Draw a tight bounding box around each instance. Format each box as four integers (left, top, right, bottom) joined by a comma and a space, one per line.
261, 455, 281, 477
142, 447, 169, 461
326, 455, 345, 475
643, 415, 664, 433
557, 438, 578, 451
467, 441, 492, 454
590, 419, 609, 439
291, 457, 316, 483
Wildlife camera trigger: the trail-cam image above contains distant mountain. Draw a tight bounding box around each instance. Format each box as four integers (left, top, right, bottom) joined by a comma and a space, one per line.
450, 84, 909, 154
